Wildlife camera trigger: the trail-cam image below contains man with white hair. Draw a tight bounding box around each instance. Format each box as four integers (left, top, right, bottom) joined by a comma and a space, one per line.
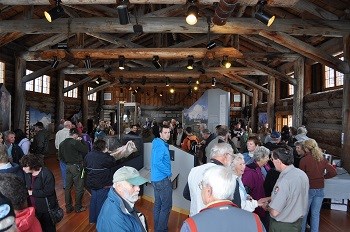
295, 126, 310, 141
97, 166, 148, 232
185, 143, 238, 216
55, 120, 72, 189
181, 166, 265, 232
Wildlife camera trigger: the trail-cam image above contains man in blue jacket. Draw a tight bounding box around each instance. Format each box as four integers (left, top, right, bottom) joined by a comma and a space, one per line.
97, 166, 148, 232
151, 125, 172, 232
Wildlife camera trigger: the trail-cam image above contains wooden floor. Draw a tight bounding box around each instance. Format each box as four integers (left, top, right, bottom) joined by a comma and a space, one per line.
46, 155, 350, 232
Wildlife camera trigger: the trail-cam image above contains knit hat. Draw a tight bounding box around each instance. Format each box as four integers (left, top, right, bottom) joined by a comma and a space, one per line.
113, 166, 148, 186
270, 131, 281, 139
0, 192, 16, 232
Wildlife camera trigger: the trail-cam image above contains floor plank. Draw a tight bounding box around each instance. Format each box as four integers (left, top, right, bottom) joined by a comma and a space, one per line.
45, 155, 350, 232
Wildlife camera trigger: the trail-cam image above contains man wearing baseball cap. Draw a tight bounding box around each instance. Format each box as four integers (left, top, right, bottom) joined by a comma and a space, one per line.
97, 166, 148, 232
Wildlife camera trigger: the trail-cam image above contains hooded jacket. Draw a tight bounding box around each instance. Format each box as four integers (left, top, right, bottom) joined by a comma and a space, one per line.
15, 207, 42, 232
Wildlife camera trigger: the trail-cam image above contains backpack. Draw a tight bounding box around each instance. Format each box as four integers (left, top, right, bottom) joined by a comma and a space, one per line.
187, 139, 198, 155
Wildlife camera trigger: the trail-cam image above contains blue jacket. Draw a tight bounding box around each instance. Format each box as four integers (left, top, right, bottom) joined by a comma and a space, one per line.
151, 138, 171, 182
0, 162, 25, 182
97, 188, 145, 232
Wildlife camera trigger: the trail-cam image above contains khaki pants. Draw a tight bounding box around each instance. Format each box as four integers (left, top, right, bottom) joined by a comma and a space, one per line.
269, 217, 302, 232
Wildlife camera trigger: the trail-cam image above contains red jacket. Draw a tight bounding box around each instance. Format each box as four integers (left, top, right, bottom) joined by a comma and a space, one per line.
15, 207, 43, 232
299, 152, 337, 189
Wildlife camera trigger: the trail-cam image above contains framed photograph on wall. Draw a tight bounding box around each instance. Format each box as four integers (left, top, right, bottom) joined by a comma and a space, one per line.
104, 92, 112, 101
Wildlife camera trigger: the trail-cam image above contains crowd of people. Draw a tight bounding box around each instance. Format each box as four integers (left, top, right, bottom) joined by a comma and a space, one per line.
0, 118, 339, 232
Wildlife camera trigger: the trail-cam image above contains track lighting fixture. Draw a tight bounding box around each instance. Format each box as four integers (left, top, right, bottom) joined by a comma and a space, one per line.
159, 92, 163, 97
187, 77, 192, 85
170, 88, 175, 94
187, 56, 194, 70
117, 4, 130, 25
186, 0, 198, 25
206, 16, 217, 50
95, 77, 102, 84
84, 56, 92, 69
152, 55, 162, 69
165, 77, 170, 87
118, 56, 125, 70
221, 56, 231, 69
51, 56, 59, 69
255, 0, 275, 27
196, 79, 200, 85
211, 77, 216, 87
193, 85, 198, 91
44, 0, 64, 22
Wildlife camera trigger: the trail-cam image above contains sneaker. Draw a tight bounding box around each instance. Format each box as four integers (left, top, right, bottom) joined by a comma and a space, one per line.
66, 207, 74, 214
75, 207, 86, 213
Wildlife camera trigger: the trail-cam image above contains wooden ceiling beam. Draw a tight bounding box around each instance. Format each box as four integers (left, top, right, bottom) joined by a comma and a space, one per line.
28, 34, 74, 51
223, 73, 269, 94
238, 58, 297, 85
63, 76, 94, 93
1, 18, 348, 37
0, 0, 297, 6
21, 47, 243, 61
259, 31, 349, 74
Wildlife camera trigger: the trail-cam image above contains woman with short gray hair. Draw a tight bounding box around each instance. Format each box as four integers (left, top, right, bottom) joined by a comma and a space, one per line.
231, 153, 268, 213
242, 146, 271, 229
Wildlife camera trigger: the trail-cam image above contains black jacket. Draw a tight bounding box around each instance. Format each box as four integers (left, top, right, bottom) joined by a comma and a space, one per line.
84, 150, 118, 190
0, 162, 25, 183
24, 167, 58, 213
9, 143, 24, 164
31, 129, 49, 155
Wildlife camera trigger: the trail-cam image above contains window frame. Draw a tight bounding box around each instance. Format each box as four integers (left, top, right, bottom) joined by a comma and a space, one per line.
324, 55, 344, 89
88, 87, 97, 101
64, 80, 78, 98
25, 69, 50, 94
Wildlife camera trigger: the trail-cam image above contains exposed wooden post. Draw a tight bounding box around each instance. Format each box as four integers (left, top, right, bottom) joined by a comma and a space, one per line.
342, 34, 350, 172
267, 76, 275, 130
251, 89, 258, 133
56, 71, 65, 127
82, 83, 89, 128
14, 57, 26, 131
293, 56, 305, 127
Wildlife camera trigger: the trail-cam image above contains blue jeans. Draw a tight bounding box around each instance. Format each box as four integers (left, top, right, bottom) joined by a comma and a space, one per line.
152, 178, 173, 232
301, 188, 324, 232
59, 161, 66, 188
89, 188, 109, 223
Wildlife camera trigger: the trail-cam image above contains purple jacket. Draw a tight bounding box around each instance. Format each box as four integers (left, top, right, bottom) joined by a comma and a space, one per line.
242, 162, 269, 218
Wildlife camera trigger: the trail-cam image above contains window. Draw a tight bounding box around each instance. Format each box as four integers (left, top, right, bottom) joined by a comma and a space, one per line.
0, 62, 4, 84
64, 80, 78, 98
25, 70, 50, 94
288, 74, 294, 96
88, 87, 97, 101
325, 56, 344, 88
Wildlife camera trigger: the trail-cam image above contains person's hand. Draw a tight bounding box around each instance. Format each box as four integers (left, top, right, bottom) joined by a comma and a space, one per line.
258, 197, 270, 208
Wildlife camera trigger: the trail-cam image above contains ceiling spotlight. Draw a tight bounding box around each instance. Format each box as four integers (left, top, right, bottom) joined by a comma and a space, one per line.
118, 55, 125, 70
196, 79, 200, 85
95, 77, 102, 84
128, 86, 132, 91
51, 56, 59, 69
152, 55, 162, 69
159, 92, 163, 97
84, 56, 92, 69
44, 0, 64, 22
117, 4, 130, 25
206, 41, 217, 50
170, 88, 175, 94
165, 77, 170, 86
193, 85, 198, 91
186, 1, 198, 25
221, 56, 231, 69
211, 77, 216, 87
255, 0, 275, 27
187, 56, 194, 70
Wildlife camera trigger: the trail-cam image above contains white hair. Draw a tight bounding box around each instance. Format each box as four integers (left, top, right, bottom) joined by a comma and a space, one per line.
202, 166, 236, 201
231, 153, 244, 169
210, 143, 233, 160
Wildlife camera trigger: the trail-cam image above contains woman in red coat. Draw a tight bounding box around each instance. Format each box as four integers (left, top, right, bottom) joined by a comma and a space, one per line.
299, 139, 336, 232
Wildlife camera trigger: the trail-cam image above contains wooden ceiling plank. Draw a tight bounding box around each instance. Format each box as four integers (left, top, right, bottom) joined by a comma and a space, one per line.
294, 0, 339, 20
22, 61, 70, 83
28, 34, 73, 51
0, 32, 24, 47
63, 76, 95, 93
1, 18, 348, 37
259, 31, 349, 74
86, 32, 143, 48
